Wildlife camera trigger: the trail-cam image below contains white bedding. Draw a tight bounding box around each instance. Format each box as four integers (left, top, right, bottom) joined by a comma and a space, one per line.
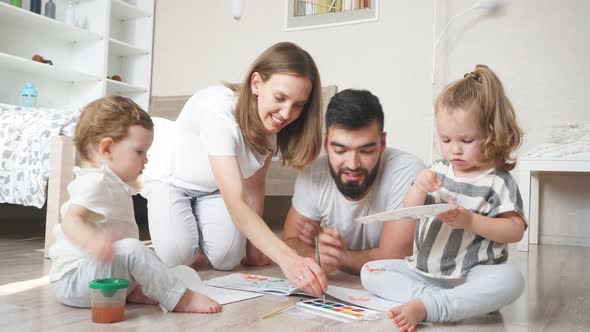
0, 103, 80, 208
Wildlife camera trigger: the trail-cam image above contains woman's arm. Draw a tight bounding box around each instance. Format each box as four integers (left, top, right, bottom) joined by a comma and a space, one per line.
61, 204, 114, 263
241, 155, 272, 266
208, 155, 327, 296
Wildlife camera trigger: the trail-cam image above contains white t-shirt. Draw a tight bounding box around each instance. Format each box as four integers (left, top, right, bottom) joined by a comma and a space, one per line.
48, 166, 139, 282
292, 148, 425, 250
144, 85, 275, 192
407, 160, 527, 279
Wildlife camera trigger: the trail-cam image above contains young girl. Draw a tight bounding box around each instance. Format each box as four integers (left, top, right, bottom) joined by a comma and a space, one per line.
361, 65, 526, 331
48, 96, 222, 314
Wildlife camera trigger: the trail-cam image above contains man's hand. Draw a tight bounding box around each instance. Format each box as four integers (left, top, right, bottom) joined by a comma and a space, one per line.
295, 217, 322, 246
317, 228, 347, 274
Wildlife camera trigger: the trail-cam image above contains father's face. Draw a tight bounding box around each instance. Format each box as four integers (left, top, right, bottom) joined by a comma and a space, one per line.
325, 122, 386, 200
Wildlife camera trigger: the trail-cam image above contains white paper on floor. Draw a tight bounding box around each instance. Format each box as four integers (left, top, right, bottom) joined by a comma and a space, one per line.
171, 265, 263, 305
325, 285, 403, 312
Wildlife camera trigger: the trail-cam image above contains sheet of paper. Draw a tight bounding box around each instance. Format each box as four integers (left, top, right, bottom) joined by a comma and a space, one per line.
354, 203, 457, 224
171, 266, 263, 305
204, 273, 304, 296
325, 285, 402, 312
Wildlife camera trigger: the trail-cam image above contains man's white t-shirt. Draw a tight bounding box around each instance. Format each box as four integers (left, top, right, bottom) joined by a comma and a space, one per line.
48, 166, 139, 282
144, 85, 275, 192
292, 148, 425, 250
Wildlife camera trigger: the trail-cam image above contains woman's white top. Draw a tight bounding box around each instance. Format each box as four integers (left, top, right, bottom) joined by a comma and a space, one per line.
144, 85, 275, 192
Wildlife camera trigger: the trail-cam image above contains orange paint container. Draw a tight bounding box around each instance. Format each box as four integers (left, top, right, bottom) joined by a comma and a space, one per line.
89, 278, 129, 323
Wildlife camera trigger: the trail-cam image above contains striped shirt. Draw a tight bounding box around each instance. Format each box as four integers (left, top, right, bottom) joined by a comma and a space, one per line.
406, 160, 526, 279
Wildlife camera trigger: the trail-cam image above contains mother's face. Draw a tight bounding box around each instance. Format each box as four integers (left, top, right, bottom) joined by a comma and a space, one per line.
251, 72, 312, 136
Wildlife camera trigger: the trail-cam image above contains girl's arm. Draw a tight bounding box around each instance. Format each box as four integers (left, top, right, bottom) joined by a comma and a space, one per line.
437, 208, 526, 243
241, 155, 272, 266
468, 211, 526, 243
61, 204, 113, 263
208, 155, 327, 296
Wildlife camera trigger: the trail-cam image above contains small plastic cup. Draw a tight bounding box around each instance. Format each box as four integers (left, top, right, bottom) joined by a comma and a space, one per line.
89, 278, 130, 323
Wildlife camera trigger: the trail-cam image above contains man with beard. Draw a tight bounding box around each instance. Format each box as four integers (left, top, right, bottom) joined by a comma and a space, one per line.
283, 89, 425, 275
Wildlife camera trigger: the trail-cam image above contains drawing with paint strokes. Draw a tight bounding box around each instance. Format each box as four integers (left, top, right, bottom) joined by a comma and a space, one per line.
204, 273, 313, 296
355, 203, 457, 224
325, 285, 403, 312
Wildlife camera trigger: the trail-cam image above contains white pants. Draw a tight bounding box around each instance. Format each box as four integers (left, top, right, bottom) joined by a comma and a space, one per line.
142, 180, 246, 270
51, 238, 186, 311
360, 259, 524, 322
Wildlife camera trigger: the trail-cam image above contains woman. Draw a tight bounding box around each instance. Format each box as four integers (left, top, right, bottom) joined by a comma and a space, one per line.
143, 42, 326, 295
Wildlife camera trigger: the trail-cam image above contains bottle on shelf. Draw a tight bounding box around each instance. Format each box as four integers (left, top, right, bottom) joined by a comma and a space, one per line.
10, 0, 22, 8
30, 0, 41, 14
64, 0, 76, 26
20, 82, 38, 108
44, 0, 56, 19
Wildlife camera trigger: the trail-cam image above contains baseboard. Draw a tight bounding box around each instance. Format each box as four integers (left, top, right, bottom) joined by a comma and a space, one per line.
540, 235, 590, 248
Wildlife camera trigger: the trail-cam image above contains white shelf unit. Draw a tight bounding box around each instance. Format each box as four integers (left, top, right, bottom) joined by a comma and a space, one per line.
0, 0, 154, 112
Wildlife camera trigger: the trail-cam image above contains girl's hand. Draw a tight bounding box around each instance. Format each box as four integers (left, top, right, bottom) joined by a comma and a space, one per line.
89, 231, 114, 264
437, 204, 473, 230
280, 254, 327, 296
414, 169, 442, 193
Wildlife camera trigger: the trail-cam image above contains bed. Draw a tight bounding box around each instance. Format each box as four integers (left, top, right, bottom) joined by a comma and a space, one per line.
0, 104, 79, 256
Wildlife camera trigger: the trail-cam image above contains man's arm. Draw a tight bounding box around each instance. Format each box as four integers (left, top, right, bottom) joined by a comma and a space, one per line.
283, 206, 320, 258
319, 218, 415, 275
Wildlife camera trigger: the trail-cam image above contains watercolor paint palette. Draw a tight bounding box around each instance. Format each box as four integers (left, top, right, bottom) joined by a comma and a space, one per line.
296, 299, 381, 321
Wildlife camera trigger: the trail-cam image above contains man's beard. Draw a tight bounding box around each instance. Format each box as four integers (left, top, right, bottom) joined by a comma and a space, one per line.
329, 156, 381, 199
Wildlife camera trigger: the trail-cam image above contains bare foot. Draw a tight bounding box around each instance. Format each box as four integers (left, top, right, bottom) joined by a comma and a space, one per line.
126, 285, 159, 305
174, 289, 222, 313
190, 251, 210, 270
387, 299, 427, 332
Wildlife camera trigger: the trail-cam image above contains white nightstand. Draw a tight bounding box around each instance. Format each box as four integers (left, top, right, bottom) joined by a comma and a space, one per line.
517, 158, 590, 251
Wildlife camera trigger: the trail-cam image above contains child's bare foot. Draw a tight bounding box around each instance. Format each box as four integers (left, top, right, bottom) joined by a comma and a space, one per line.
387, 299, 427, 332
174, 289, 222, 313
127, 285, 159, 305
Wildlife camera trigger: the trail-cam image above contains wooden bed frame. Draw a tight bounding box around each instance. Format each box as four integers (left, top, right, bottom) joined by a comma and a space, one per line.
43, 86, 338, 257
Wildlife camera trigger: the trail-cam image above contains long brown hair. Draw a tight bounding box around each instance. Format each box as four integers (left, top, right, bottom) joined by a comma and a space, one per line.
435, 65, 523, 171
75, 96, 153, 162
225, 42, 322, 170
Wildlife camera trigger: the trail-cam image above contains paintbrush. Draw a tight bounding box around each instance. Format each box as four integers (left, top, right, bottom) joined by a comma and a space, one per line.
315, 221, 326, 304
260, 303, 295, 319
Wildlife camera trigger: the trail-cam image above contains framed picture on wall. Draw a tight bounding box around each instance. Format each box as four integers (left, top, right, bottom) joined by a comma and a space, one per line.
286, 0, 379, 31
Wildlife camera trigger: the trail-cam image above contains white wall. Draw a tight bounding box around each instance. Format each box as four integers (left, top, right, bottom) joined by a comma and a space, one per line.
152, 0, 590, 245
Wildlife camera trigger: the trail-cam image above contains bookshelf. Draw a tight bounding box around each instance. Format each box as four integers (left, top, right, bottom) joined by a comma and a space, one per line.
0, 0, 154, 112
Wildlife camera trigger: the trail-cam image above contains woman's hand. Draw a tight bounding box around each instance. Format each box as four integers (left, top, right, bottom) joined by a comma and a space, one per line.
280, 253, 327, 296
414, 169, 442, 193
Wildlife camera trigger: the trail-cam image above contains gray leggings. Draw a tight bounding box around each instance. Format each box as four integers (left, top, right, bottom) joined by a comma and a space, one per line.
51, 238, 186, 311
360, 259, 524, 322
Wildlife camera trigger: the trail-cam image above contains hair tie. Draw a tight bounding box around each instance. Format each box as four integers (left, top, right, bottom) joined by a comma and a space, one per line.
463, 72, 482, 83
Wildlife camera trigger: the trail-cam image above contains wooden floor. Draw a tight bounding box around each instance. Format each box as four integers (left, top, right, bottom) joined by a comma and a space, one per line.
1, 236, 589, 332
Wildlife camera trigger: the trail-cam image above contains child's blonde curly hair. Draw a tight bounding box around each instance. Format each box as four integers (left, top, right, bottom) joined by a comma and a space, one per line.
435, 65, 523, 171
